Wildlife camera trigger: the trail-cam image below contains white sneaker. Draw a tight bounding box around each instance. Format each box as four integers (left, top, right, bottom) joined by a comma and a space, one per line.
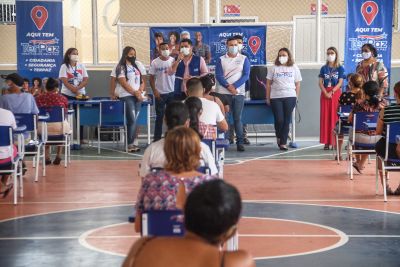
128, 144, 140, 152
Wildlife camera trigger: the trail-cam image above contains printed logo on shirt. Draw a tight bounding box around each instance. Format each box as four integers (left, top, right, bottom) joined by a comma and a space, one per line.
275, 71, 293, 78
156, 67, 169, 74
323, 72, 339, 80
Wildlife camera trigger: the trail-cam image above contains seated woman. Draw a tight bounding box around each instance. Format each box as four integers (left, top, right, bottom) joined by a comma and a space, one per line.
135, 126, 216, 232
124, 179, 255, 267
335, 73, 363, 160
375, 81, 400, 194
0, 108, 17, 198
185, 96, 217, 140
349, 81, 386, 173
201, 73, 228, 115
140, 101, 217, 178
35, 78, 70, 165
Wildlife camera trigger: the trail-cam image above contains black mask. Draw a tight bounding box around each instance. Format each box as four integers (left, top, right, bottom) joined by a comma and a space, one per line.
127, 56, 136, 64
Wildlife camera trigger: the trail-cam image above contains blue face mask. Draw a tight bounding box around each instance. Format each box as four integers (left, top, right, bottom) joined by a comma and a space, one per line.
228, 46, 239, 55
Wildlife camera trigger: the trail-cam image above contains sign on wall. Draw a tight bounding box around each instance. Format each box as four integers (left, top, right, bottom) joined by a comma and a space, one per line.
16, 0, 63, 81
344, 0, 393, 82
149, 25, 266, 66
224, 5, 241, 16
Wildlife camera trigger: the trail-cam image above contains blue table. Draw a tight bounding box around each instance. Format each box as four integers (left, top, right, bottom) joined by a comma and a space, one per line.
68, 97, 153, 148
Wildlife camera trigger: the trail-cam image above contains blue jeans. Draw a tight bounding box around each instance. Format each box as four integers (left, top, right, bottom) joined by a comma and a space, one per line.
226, 94, 245, 144
154, 92, 175, 141
270, 97, 296, 145
120, 96, 141, 145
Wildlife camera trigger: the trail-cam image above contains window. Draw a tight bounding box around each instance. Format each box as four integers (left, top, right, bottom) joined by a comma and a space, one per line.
0, 2, 16, 24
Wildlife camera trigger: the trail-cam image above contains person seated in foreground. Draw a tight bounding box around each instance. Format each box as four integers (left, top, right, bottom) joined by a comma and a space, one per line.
35, 78, 70, 165
0, 108, 17, 198
185, 96, 217, 140
139, 101, 218, 177
375, 81, 400, 194
348, 81, 386, 173
124, 179, 255, 267
135, 127, 216, 232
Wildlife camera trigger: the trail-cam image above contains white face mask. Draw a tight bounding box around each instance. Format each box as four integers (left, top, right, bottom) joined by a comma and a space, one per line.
70, 55, 79, 62
161, 49, 170, 57
228, 45, 239, 55
362, 52, 372, 60
180, 47, 190, 56
279, 56, 288, 65
327, 54, 336, 63
237, 44, 244, 52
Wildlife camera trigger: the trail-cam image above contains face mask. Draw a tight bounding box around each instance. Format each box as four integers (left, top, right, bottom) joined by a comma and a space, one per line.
279, 56, 288, 65
327, 54, 336, 63
127, 56, 136, 63
161, 49, 170, 57
70, 55, 79, 62
180, 47, 190, 56
237, 44, 244, 52
362, 52, 372, 60
228, 46, 239, 55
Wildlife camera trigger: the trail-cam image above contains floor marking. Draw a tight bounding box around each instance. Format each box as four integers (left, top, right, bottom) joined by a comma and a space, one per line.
85, 145, 143, 157
243, 199, 400, 202
228, 144, 324, 165
0, 201, 136, 205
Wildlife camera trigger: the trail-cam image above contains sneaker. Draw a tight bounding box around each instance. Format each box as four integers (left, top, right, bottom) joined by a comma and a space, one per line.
128, 144, 140, 152
237, 144, 245, 152
243, 138, 251, 145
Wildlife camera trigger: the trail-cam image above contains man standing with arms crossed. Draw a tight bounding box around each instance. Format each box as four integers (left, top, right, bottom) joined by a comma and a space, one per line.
215, 36, 250, 152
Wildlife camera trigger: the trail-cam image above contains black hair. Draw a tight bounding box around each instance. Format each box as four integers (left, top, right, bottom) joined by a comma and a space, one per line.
45, 77, 59, 91
168, 31, 180, 43
180, 38, 192, 46
23, 78, 29, 83
185, 96, 203, 139
116, 46, 142, 83
32, 77, 42, 87
362, 81, 380, 107
165, 101, 189, 131
154, 32, 164, 39
361, 43, 378, 58
200, 74, 216, 94
184, 180, 242, 245
63, 47, 78, 68
232, 35, 243, 41
226, 36, 237, 44
186, 77, 203, 94
159, 42, 169, 47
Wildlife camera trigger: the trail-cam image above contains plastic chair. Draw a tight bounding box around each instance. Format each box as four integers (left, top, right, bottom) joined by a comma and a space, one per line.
14, 113, 46, 181
334, 105, 352, 164
39, 107, 71, 168
141, 210, 185, 237
348, 111, 379, 180
97, 100, 127, 154
376, 122, 400, 202
0, 126, 24, 205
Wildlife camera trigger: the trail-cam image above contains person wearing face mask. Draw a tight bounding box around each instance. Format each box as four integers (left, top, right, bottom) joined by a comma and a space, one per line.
318, 47, 346, 150
149, 42, 180, 142
173, 38, 208, 101
266, 48, 302, 151
59, 48, 89, 100
115, 46, 146, 152
215, 37, 250, 152
356, 43, 388, 96
193, 31, 211, 64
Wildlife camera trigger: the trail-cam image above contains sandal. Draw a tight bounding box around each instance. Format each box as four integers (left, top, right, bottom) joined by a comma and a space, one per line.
352, 163, 362, 174
1, 183, 13, 199
45, 158, 52, 165
53, 157, 62, 165
324, 144, 330, 150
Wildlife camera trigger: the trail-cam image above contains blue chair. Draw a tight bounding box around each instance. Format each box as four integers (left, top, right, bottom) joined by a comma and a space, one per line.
348, 111, 379, 180
14, 113, 46, 181
39, 107, 71, 168
141, 209, 185, 237
334, 105, 352, 164
97, 100, 127, 154
0, 126, 24, 205
376, 122, 400, 202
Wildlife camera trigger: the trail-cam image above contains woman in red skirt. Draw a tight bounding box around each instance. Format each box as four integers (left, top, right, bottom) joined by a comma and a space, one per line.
318, 47, 345, 150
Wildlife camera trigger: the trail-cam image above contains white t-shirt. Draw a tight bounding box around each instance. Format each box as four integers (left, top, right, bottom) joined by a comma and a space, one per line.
139, 138, 218, 177
59, 63, 89, 97
267, 65, 302, 99
0, 108, 17, 159
111, 60, 146, 77
199, 98, 225, 125
148, 57, 175, 94
115, 63, 142, 98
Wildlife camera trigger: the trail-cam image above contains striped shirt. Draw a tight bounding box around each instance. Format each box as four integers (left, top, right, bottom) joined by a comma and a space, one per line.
382, 103, 400, 136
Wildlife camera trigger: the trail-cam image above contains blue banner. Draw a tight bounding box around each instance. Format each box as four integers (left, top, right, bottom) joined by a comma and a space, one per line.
16, 0, 63, 81
149, 26, 266, 66
344, 0, 392, 82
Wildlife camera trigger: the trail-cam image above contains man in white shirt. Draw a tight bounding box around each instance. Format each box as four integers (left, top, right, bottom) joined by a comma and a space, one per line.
149, 42, 180, 141
140, 101, 218, 177
215, 37, 250, 151
186, 77, 228, 132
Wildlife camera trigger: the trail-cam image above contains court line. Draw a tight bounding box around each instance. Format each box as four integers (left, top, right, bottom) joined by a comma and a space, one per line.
243, 199, 400, 202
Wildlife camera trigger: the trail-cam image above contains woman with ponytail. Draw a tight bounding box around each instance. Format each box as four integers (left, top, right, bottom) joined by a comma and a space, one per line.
348, 81, 386, 173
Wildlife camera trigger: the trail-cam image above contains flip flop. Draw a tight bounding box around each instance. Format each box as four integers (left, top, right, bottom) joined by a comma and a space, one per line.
2, 183, 13, 199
